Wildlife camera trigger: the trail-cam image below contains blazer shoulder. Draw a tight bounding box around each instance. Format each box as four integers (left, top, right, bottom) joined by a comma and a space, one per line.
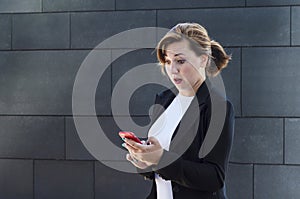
156, 87, 177, 99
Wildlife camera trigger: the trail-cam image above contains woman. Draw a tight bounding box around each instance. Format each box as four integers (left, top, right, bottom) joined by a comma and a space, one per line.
122, 23, 235, 199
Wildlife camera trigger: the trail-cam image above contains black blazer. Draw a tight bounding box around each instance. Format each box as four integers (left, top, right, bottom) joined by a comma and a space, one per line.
138, 80, 235, 199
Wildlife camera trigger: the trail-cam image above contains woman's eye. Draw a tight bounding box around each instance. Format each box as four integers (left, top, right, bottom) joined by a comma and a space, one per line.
165, 60, 171, 65
177, 60, 185, 64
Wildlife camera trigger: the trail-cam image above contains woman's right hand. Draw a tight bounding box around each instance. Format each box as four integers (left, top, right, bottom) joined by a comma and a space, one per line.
126, 153, 150, 169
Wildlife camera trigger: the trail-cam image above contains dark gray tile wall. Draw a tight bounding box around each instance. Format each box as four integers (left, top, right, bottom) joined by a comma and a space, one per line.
71, 11, 156, 49
66, 116, 150, 160
12, 13, 70, 49
254, 165, 300, 199
43, 0, 115, 12
158, 7, 290, 47
116, 0, 245, 10
226, 163, 253, 199
222, 48, 241, 116
0, 1, 299, 199
0, 50, 111, 115
0, 15, 11, 50
112, 49, 167, 116
0, 159, 33, 199
285, 118, 300, 164
0, 116, 64, 159
242, 47, 300, 117
0, 0, 41, 13
230, 118, 283, 163
35, 160, 94, 199
292, 7, 300, 45
95, 162, 151, 199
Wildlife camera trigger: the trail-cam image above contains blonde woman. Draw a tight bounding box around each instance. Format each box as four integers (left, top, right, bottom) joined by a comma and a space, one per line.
123, 23, 235, 199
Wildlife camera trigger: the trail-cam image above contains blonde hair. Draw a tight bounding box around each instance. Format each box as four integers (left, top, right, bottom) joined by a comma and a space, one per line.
156, 23, 231, 76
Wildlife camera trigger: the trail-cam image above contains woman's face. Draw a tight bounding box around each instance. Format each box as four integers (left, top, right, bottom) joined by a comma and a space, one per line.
164, 39, 207, 96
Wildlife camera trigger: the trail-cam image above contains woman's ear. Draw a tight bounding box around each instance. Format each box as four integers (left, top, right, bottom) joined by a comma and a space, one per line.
200, 55, 209, 68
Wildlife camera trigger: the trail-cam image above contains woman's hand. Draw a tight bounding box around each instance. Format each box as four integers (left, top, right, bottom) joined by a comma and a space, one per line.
126, 153, 149, 169
123, 137, 163, 167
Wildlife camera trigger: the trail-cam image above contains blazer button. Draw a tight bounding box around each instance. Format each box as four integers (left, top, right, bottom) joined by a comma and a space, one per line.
172, 185, 180, 192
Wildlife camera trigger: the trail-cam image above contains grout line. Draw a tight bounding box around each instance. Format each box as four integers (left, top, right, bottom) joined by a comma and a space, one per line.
245, 0, 247, 7
33, 160, 35, 199
64, 117, 67, 160
240, 47, 243, 116
69, 12, 71, 49
290, 6, 293, 46
155, 9, 158, 27
114, 0, 117, 11
41, 0, 43, 12
0, 5, 297, 15
1, 46, 300, 52
10, 14, 13, 50
228, 161, 300, 166
110, 49, 113, 98
252, 164, 255, 199
283, 118, 286, 164
0, 5, 294, 15
93, 161, 96, 199
0, 114, 299, 118
97, 5, 292, 11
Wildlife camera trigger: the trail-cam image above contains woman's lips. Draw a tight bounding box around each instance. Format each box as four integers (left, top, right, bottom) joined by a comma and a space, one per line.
173, 78, 182, 84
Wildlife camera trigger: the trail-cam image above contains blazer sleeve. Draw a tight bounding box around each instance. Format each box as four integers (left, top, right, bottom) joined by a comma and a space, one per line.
152, 100, 235, 192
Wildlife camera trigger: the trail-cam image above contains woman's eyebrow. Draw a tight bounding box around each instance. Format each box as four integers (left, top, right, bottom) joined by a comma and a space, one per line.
165, 53, 185, 58
174, 53, 185, 57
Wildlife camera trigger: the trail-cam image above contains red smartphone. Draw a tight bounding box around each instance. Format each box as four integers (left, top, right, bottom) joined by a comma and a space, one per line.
119, 131, 142, 144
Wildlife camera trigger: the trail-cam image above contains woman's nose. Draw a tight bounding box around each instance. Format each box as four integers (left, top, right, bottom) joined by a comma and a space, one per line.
171, 63, 179, 74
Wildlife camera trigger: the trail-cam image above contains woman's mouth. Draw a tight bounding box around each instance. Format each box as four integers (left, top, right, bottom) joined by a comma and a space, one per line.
173, 78, 182, 84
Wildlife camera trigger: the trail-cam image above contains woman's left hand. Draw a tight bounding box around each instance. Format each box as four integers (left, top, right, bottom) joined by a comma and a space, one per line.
123, 137, 163, 166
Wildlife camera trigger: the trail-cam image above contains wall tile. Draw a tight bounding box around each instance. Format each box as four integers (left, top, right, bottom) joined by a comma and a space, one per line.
248, 0, 300, 6
242, 47, 300, 116
71, 11, 156, 48
230, 118, 283, 163
0, 15, 11, 49
158, 7, 290, 46
35, 160, 94, 199
95, 161, 151, 199
67, 116, 150, 161
0, 0, 40, 13
0, 159, 33, 199
112, 49, 170, 116
0, 50, 111, 115
285, 118, 300, 164
221, 48, 241, 116
226, 163, 253, 199
292, 7, 300, 45
116, 0, 245, 10
255, 165, 300, 199
13, 13, 69, 49
0, 116, 64, 159
43, 0, 114, 12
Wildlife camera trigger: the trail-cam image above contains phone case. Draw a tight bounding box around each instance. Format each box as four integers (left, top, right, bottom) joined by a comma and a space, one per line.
119, 131, 142, 144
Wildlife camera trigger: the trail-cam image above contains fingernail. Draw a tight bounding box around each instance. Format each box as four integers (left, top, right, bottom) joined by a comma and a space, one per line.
121, 137, 125, 141
122, 143, 126, 148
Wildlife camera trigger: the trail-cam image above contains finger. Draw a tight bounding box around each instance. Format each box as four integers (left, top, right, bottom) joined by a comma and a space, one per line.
126, 153, 131, 161
126, 153, 139, 165
124, 138, 146, 150
124, 143, 138, 153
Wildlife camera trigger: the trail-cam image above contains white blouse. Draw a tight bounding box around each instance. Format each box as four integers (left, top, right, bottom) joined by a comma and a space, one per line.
148, 93, 194, 199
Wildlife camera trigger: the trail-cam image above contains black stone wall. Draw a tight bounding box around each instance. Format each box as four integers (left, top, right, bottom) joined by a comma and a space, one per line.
0, 0, 299, 198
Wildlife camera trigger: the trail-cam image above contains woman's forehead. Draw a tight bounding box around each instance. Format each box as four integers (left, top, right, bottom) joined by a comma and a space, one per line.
165, 43, 191, 57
